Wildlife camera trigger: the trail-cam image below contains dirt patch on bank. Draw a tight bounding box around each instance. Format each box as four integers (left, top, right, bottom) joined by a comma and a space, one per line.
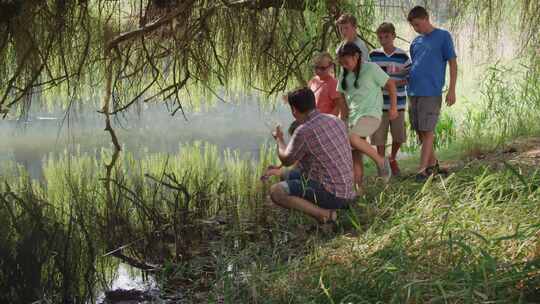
448, 137, 540, 172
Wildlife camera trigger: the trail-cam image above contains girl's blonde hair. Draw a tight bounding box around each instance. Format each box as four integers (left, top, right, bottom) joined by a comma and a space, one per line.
312, 51, 334, 66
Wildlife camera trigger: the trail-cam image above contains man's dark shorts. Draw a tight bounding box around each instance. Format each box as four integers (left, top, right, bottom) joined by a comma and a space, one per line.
279, 169, 351, 209
409, 96, 442, 132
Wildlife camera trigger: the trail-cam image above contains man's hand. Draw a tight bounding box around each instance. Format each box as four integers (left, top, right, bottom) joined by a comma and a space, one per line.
388, 107, 399, 120
446, 90, 456, 106
260, 164, 283, 181
272, 125, 284, 141
274, 125, 294, 166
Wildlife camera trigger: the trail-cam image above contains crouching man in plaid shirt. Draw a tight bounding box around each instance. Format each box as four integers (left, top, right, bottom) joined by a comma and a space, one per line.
270, 87, 356, 223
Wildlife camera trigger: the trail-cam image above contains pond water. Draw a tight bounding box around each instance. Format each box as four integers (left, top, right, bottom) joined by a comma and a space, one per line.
95, 264, 161, 304
0, 100, 292, 180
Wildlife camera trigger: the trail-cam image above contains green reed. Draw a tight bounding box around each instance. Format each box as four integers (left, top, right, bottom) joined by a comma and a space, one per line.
214, 163, 540, 303
0, 140, 279, 303
461, 62, 540, 152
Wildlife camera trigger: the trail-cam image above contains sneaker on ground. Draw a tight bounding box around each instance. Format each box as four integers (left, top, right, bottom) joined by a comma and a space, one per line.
427, 160, 449, 176
415, 171, 430, 183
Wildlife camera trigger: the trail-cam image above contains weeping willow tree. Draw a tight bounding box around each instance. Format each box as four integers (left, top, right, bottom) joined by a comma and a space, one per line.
0, 0, 348, 117
0, 0, 538, 115
0, 0, 538, 207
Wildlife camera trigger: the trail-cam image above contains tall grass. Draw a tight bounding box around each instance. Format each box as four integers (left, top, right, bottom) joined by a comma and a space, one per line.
0, 141, 279, 303
0, 167, 112, 303
401, 59, 540, 157
213, 163, 540, 303
461, 62, 540, 151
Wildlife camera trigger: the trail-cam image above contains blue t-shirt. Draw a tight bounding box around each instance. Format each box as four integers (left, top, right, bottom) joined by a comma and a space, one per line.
408, 28, 456, 97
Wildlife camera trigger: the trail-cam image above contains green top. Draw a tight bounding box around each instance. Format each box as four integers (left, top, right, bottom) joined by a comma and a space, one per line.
338, 62, 389, 126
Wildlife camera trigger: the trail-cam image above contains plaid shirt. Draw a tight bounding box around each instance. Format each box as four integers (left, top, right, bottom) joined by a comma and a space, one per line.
285, 110, 355, 199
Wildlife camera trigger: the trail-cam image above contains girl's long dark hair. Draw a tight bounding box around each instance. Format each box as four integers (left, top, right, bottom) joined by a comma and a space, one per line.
337, 42, 362, 90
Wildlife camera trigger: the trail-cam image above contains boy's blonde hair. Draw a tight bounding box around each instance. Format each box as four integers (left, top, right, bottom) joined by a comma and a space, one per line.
336, 13, 357, 27
312, 52, 334, 66
376, 22, 396, 36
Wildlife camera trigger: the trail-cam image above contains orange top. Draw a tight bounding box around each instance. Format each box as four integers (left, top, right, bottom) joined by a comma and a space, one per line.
309, 76, 340, 115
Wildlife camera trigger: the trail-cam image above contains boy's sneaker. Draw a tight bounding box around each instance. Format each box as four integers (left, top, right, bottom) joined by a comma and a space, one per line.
426, 160, 449, 176
415, 171, 430, 183
389, 158, 400, 176
378, 157, 392, 183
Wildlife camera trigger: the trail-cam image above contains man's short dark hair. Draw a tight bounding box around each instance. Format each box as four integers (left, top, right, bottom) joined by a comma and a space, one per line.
407, 6, 429, 22
287, 87, 315, 113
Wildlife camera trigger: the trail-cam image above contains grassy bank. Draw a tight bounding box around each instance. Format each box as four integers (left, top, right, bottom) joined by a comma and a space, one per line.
2, 134, 538, 303
211, 139, 540, 303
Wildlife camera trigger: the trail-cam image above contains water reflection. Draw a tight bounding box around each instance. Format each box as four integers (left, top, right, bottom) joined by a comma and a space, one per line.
96, 264, 159, 304
0, 101, 291, 180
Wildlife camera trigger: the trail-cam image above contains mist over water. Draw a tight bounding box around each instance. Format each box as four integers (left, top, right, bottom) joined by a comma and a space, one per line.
0, 97, 293, 179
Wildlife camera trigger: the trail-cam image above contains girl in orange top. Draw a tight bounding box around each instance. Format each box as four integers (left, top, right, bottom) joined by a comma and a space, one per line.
308, 52, 346, 117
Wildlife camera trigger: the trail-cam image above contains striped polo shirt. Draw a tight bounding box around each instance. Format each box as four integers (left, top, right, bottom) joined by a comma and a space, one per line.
369, 47, 411, 110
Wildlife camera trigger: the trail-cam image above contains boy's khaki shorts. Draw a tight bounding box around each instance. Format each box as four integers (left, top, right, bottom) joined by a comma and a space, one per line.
370, 111, 407, 146
350, 116, 381, 138
409, 96, 442, 132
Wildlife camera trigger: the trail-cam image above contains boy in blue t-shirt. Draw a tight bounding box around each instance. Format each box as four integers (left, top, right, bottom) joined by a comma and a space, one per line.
369, 22, 411, 176
407, 6, 458, 181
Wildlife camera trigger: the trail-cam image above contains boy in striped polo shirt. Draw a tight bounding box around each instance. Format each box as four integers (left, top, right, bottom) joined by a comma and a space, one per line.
369, 22, 411, 176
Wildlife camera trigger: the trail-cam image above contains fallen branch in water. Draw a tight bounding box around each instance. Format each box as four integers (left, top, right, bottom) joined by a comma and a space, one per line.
102, 236, 146, 258
110, 251, 159, 272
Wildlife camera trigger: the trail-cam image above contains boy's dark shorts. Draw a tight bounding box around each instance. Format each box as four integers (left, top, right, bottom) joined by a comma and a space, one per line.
370, 110, 407, 146
408, 96, 442, 132
279, 169, 351, 210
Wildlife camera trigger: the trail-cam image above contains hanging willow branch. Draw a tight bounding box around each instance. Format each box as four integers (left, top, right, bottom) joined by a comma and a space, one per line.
0, 0, 537, 117
100, 53, 121, 211
0, 0, 360, 117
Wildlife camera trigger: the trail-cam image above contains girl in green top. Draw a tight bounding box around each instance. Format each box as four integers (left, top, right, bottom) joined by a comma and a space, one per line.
337, 42, 398, 190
